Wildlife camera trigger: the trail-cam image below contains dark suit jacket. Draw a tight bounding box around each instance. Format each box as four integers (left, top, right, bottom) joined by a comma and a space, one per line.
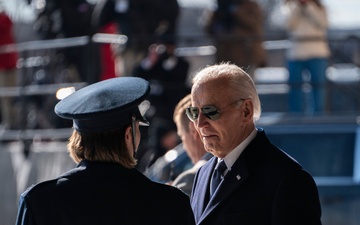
190, 129, 322, 225
16, 160, 195, 225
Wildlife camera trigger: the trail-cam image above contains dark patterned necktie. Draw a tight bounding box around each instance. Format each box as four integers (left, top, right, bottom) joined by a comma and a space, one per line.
210, 160, 227, 196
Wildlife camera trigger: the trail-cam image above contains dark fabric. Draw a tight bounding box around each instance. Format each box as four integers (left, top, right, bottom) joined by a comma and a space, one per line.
16, 160, 195, 225
190, 129, 322, 225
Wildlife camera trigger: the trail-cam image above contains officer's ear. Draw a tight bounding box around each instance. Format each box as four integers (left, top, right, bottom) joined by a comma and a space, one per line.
125, 125, 133, 151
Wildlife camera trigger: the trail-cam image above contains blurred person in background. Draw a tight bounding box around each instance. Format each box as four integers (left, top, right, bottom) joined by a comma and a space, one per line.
92, 0, 180, 77
133, 38, 190, 172
187, 62, 322, 225
283, 0, 330, 113
34, 0, 101, 83
137, 115, 180, 173
0, 7, 19, 130
203, 0, 266, 78
143, 142, 193, 184
98, 21, 118, 81
15, 77, 195, 225
171, 94, 213, 196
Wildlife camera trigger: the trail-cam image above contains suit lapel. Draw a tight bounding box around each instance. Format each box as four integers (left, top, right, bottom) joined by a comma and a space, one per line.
198, 156, 249, 224
191, 157, 216, 222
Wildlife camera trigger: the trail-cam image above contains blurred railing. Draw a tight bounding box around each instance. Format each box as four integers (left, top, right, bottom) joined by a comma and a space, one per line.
0, 33, 359, 142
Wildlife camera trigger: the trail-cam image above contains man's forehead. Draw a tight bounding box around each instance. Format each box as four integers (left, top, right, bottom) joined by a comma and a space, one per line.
191, 82, 230, 106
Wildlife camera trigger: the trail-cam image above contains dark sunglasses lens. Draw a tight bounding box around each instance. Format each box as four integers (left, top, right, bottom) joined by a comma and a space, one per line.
202, 105, 220, 120
186, 107, 199, 121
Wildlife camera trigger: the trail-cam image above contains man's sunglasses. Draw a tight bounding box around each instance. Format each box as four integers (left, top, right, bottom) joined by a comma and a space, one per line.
185, 99, 245, 122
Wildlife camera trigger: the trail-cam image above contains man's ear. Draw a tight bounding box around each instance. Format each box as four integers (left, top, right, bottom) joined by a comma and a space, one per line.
243, 99, 254, 121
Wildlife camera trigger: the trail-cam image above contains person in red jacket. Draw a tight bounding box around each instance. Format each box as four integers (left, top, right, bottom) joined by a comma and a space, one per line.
0, 10, 19, 129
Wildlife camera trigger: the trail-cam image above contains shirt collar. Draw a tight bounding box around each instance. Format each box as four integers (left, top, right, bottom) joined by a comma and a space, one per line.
220, 128, 258, 170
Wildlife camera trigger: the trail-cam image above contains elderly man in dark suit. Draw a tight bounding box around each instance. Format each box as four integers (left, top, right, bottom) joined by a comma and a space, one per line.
186, 62, 322, 225
15, 77, 195, 225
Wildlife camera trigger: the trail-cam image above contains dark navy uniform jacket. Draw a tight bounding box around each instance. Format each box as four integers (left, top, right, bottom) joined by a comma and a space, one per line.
190, 129, 322, 225
16, 160, 195, 225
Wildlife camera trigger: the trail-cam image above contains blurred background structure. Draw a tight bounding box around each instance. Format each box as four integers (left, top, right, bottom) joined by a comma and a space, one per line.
0, 0, 360, 224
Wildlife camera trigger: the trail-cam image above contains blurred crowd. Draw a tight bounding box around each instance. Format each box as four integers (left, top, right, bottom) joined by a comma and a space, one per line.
0, 0, 334, 180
